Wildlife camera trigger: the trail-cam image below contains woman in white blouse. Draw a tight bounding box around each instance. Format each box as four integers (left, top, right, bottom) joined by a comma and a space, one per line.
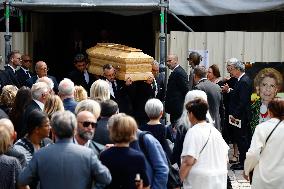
244, 98, 284, 188
179, 98, 229, 189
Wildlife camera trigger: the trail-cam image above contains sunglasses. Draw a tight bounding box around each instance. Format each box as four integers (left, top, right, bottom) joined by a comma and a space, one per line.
79, 121, 97, 128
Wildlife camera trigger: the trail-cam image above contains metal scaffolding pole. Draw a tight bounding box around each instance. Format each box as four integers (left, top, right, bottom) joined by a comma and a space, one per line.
159, 0, 168, 72
4, 0, 12, 64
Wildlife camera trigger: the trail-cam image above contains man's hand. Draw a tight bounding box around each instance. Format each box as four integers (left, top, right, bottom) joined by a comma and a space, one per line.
145, 76, 154, 85
221, 83, 230, 93
125, 77, 133, 86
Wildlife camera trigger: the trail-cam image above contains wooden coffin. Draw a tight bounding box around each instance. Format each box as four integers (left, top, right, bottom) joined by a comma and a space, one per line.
87, 43, 154, 81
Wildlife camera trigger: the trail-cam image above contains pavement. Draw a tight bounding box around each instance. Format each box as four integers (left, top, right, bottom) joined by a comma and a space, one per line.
228, 144, 251, 189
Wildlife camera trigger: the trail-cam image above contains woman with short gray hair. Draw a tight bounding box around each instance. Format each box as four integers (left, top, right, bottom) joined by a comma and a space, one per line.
141, 98, 172, 159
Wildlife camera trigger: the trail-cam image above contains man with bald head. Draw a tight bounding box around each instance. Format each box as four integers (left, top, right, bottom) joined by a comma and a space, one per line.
75, 111, 104, 156
25, 61, 58, 93
165, 54, 189, 127
0, 118, 26, 167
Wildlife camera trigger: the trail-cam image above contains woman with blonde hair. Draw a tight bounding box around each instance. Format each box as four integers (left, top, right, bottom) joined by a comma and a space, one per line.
44, 95, 64, 119
90, 79, 110, 101
74, 85, 88, 102
100, 113, 150, 189
0, 126, 22, 189
0, 85, 18, 115
250, 68, 283, 133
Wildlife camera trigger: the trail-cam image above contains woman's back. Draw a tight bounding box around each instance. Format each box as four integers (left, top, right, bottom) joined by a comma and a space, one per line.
140, 123, 172, 159
250, 118, 284, 188
0, 154, 22, 189
100, 147, 149, 189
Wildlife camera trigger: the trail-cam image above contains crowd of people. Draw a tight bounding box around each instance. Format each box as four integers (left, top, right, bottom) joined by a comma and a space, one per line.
0, 50, 283, 189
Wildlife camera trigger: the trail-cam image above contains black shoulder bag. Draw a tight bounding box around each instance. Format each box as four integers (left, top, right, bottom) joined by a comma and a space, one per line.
249, 120, 282, 183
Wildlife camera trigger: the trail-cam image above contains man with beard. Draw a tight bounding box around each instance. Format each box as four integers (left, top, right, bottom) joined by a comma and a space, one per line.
74, 111, 104, 156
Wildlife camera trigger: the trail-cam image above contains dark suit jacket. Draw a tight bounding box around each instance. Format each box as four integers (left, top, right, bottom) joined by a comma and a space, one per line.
93, 117, 112, 145
68, 69, 96, 94
0, 107, 9, 119
194, 78, 222, 131
0, 70, 11, 91
16, 67, 32, 87
129, 81, 155, 126
165, 65, 189, 121
155, 72, 166, 102
228, 74, 253, 132
4, 65, 21, 88
25, 75, 59, 93
102, 77, 133, 115
63, 98, 77, 114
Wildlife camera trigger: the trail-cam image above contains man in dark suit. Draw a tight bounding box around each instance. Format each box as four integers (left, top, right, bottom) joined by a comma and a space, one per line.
4, 50, 22, 88
25, 61, 59, 93
165, 54, 189, 126
93, 99, 118, 145
152, 60, 165, 102
16, 54, 33, 87
19, 82, 50, 138
18, 111, 112, 189
223, 58, 253, 170
102, 64, 133, 115
68, 53, 96, 93
193, 66, 222, 131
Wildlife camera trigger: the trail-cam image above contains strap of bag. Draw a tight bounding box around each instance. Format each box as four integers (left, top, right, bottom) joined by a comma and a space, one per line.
260, 120, 282, 154
199, 128, 211, 155
265, 120, 282, 144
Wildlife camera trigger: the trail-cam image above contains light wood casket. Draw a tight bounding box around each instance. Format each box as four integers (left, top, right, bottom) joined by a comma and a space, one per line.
87, 43, 154, 81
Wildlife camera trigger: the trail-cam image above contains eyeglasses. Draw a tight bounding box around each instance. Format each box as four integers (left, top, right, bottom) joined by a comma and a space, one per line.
79, 121, 97, 128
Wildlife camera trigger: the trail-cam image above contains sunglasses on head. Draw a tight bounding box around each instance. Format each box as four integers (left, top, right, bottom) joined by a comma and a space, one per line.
79, 121, 97, 128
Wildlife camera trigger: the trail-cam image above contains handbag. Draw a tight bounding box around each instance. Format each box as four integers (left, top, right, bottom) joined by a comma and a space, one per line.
249, 120, 282, 183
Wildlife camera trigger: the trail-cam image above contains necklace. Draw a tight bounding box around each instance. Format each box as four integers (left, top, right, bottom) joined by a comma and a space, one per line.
260, 104, 269, 123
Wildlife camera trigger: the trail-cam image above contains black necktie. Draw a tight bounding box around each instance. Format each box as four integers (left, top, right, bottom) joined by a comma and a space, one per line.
111, 81, 117, 95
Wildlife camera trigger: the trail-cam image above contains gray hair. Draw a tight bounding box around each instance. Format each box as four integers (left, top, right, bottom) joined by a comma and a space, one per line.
145, 98, 164, 119
226, 58, 245, 72
90, 79, 110, 101
152, 60, 159, 67
58, 78, 75, 97
177, 90, 213, 128
75, 99, 101, 119
51, 111, 77, 139
193, 66, 207, 78
36, 76, 54, 90
31, 82, 49, 100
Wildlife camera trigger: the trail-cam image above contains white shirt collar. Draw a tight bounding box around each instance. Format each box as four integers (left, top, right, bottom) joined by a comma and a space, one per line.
33, 99, 44, 111
8, 64, 17, 73
74, 137, 90, 147
172, 64, 180, 71
238, 72, 245, 81
21, 66, 29, 72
